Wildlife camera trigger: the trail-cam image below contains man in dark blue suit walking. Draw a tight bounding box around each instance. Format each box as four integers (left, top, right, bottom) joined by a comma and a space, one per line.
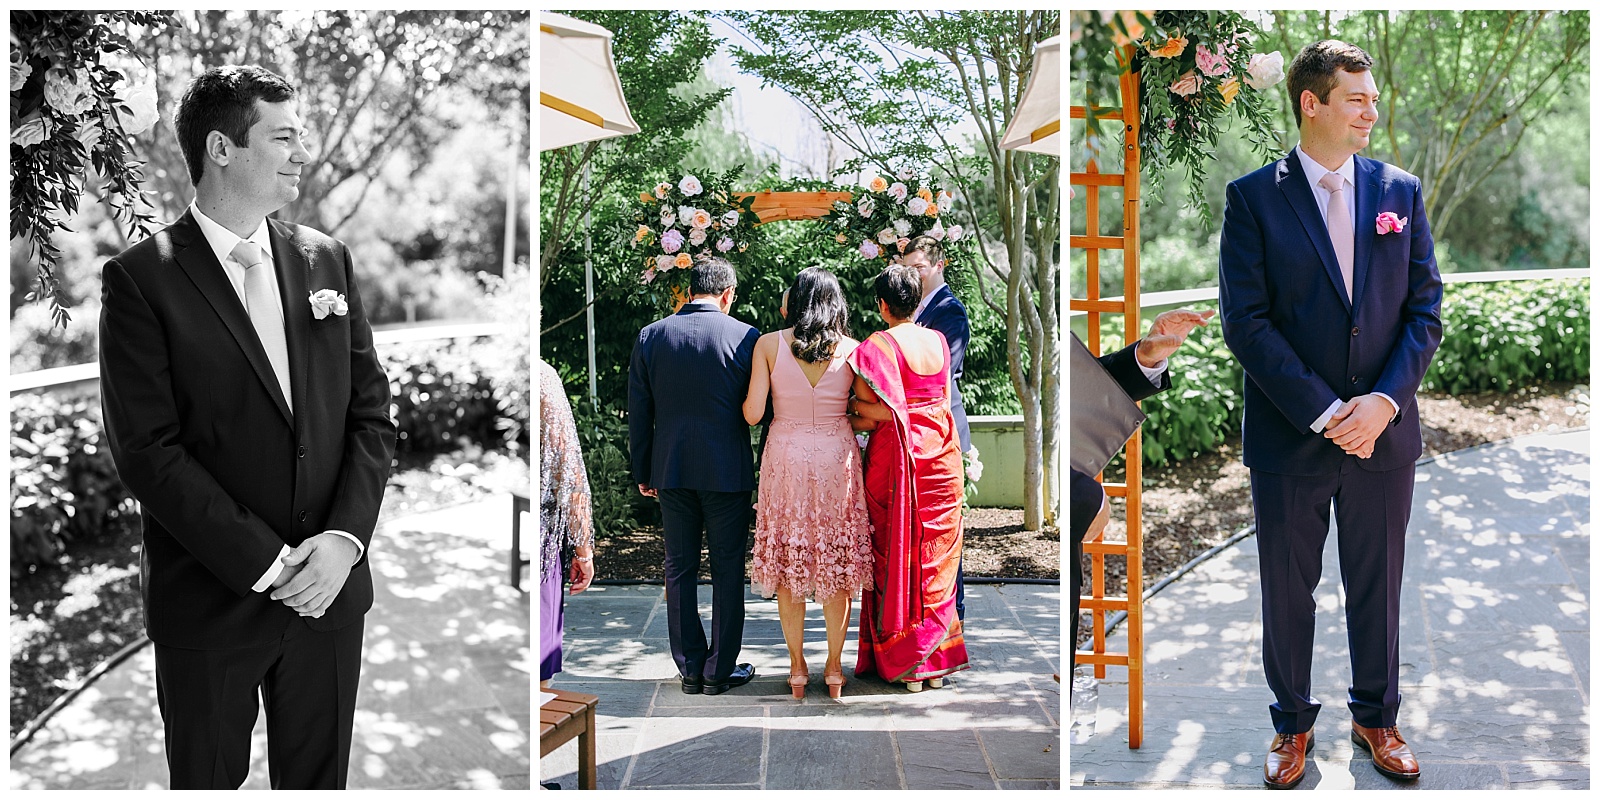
1219, 41, 1442, 788
629, 259, 762, 696
904, 235, 972, 620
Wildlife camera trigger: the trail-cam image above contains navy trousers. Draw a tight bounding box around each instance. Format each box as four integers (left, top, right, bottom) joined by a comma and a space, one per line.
1252, 458, 1414, 734
659, 488, 750, 682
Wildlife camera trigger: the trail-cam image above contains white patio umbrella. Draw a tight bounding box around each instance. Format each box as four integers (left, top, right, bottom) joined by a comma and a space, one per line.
999, 34, 1060, 157
540, 12, 640, 151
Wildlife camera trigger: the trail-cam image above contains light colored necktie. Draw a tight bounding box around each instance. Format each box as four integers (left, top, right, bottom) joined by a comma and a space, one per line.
231, 240, 293, 413
1318, 171, 1355, 301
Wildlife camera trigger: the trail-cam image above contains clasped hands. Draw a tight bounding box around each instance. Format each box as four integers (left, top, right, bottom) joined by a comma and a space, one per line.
268, 533, 359, 618
1324, 395, 1392, 459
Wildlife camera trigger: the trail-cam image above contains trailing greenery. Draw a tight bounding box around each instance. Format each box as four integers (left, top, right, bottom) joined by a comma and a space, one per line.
1093, 278, 1590, 466
10, 336, 529, 574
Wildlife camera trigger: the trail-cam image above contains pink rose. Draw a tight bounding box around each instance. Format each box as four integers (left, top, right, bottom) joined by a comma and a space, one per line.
1170, 71, 1201, 97
716, 236, 735, 252
660, 228, 684, 254
688, 226, 707, 246
859, 240, 882, 259
1195, 45, 1229, 77
1376, 212, 1408, 234
642, 267, 657, 284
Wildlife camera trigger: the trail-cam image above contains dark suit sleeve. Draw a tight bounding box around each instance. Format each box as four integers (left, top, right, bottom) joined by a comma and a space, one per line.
1218, 179, 1342, 431
1099, 340, 1170, 402
627, 330, 653, 486
1371, 183, 1444, 421
99, 258, 286, 597
323, 244, 396, 556
1069, 468, 1106, 541
922, 298, 969, 384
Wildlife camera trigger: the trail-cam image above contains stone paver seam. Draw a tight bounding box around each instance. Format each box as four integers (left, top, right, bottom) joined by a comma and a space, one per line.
1547, 534, 1590, 706
615, 680, 658, 790
886, 705, 908, 790
758, 704, 770, 790
972, 725, 1004, 788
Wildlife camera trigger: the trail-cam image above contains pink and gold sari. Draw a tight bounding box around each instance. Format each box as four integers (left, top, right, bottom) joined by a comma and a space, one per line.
850, 330, 969, 683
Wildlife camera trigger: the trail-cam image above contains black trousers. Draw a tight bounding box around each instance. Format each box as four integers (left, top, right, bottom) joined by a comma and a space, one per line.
1252, 460, 1415, 734
153, 615, 364, 789
659, 488, 750, 682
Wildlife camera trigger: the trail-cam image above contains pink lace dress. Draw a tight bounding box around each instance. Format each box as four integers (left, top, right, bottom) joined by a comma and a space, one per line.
750, 331, 874, 601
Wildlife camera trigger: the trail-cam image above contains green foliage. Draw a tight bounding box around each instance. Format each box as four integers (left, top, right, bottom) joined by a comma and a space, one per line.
11, 11, 170, 326
1092, 278, 1590, 466
569, 395, 650, 538
1421, 279, 1590, 394
386, 339, 507, 456
629, 165, 762, 310
478, 263, 532, 449
10, 297, 99, 373
9, 394, 138, 578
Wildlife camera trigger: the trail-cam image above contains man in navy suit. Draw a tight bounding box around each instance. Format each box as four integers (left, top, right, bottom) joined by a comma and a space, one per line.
629, 259, 762, 695
100, 66, 394, 788
1219, 41, 1442, 788
903, 235, 971, 620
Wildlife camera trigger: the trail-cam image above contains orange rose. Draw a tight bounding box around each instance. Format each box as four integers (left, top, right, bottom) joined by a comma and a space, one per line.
835, 233, 848, 244
1111, 10, 1146, 47
917, 187, 934, 202
634, 224, 651, 243
1149, 34, 1188, 59
1219, 76, 1241, 106
924, 203, 939, 217
674, 253, 692, 269
868, 175, 888, 193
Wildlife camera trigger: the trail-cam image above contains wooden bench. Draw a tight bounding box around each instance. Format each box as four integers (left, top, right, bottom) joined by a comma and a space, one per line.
510, 490, 532, 590
539, 689, 598, 789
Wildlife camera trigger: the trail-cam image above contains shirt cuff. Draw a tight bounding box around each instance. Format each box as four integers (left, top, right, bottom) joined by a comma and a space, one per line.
1138, 357, 1168, 386
251, 544, 292, 592
1310, 399, 1344, 433
1372, 392, 1400, 421
325, 530, 365, 564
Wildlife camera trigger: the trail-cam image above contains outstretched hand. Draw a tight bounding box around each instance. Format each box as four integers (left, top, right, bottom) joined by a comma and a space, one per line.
1136, 308, 1217, 368
269, 533, 360, 617
1324, 395, 1391, 458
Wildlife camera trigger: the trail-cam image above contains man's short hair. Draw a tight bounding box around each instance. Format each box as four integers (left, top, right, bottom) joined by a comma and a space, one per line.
175, 65, 297, 185
903, 234, 945, 268
689, 257, 737, 297
1286, 40, 1374, 129
874, 264, 922, 320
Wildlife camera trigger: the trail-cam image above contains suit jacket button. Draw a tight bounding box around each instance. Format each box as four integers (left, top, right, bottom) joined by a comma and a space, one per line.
298, 511, 308, 522
297, 445, 307, 458
1351, 376, 1360, 384
1351, 326, 1360, 336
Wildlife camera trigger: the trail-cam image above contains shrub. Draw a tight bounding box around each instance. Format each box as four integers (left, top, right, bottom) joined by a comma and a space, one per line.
570, 395, 650, 538
385, 338, 507, 456
9, 394, 137, 577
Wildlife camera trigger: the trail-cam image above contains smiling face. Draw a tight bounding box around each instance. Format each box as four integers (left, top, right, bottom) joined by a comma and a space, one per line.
1302, 68, 1379, 158
900, 249, 942, 297
218, 99, 310, 213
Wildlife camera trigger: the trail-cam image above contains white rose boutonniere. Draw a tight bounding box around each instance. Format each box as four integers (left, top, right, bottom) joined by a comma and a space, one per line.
308, 289, 349, 320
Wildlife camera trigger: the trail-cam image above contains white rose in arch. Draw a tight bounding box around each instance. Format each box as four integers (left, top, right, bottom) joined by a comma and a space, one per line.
43, 66, 96, 117
12, 112, 51, 149
115, 78, 159, 136
678, 174, 703, 196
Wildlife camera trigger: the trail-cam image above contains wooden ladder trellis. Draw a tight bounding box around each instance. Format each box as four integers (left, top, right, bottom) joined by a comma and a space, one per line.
1069, 47, 1146, 750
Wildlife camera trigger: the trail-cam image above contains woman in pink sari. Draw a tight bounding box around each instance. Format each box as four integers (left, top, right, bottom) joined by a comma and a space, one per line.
847, 265, 970, 691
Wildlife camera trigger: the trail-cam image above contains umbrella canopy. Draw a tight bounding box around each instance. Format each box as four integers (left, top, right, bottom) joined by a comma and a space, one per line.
999, 34, 1060, 157
540, 12, 640, 151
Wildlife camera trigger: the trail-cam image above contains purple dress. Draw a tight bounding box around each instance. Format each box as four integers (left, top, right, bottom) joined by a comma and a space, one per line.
539, 360, 593, 681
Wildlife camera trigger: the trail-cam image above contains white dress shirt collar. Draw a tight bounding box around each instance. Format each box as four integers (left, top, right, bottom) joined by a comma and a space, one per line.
189, 201, 272, 267
1294, 146, 1355, 193
913, 284, 942, 322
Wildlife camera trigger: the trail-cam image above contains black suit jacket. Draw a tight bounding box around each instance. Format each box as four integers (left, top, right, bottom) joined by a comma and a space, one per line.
628, 303, 761, 492
916, 284, 971, 452
100, 210, 395, 649
1069, 340, 1169, 541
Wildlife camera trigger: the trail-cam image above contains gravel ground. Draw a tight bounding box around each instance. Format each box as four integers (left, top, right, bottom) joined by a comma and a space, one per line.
1077, 381, 1590, 647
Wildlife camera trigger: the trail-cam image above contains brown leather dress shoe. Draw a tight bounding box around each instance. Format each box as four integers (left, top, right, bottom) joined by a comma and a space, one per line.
1351, 722, 1420, 779
1264, 730, 1314, 789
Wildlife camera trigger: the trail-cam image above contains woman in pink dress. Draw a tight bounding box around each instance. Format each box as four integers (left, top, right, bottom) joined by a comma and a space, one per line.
744, 267, 874, 699
848, 264, 970, 691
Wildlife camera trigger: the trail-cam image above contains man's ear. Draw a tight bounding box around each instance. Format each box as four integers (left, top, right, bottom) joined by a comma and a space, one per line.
206, 130, 231, 168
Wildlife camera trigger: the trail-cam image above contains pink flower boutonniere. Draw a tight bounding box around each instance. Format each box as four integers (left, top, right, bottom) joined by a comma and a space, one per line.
1376, 212, 1408, 235
309, 289, 349, 320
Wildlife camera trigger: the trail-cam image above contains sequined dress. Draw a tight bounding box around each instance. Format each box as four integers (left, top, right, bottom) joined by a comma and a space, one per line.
749, 331, 874, 601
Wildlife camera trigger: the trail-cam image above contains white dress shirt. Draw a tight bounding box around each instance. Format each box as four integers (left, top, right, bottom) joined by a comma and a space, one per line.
1291, 150, 1399, 433
189, 203, 366, 593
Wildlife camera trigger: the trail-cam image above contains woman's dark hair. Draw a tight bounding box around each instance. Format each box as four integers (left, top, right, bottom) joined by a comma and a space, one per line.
874, 264, 922, 321
788, 267, 851, 363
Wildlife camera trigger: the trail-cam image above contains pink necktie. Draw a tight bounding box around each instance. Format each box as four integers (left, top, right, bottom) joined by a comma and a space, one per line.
231, 240, 293, 412
1318, 172, 1354, 301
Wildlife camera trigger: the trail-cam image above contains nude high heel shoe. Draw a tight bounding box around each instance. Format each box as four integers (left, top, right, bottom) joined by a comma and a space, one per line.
789, 667, 809, 699
824, 665, 846, 699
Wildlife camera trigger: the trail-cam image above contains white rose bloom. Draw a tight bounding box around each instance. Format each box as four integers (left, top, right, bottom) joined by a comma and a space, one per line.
906, 197, 929, 216
892, 218, 912, 237
928, 219, 946, 241
678, 206, 695, 227
1244, 51, 1286, 90
721, 209, 740, 228
11, 60, 32, 93
856, 197, 875, 217
678, 174, 703, 196
11, 112, 50, 149
43, 67, 96, 117
937, 190, 954, 212
115, 78, 159, 136
876, 228, 897, 245
888, 182, 908, 203
947, 224, 964, 241
688, 226, 707, 245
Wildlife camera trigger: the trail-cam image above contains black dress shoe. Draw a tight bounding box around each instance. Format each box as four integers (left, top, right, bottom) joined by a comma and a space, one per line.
703, 664, 755, 696
680, 674, 704, 694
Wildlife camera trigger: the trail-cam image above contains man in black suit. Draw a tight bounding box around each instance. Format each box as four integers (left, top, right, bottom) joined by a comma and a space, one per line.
903, 235, 972, 620
1070, 309, 1213, 672
629, 259, 762, 695
100, 66, 395, 789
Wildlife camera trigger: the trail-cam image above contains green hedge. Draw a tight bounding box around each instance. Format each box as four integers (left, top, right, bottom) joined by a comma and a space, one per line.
1096, 277, 1590, 466
10, 336, 528, 576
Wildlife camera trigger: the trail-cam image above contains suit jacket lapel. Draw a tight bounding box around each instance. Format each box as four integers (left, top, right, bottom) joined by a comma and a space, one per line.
270, 219, 311, 429
1351, 157, 1380, 311
1277, 149, 1353, 313
171, 211, 293, 424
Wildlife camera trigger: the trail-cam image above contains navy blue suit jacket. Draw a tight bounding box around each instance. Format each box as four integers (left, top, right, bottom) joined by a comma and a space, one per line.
916, 284, 972, 452
629, 303, 761, 492
1219, 149, 1443, 476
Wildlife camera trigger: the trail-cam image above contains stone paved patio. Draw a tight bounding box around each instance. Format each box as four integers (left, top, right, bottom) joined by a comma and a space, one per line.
1071, 430, 1591, 790
541, 581, 1062, 789
9, 495, 531, 790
